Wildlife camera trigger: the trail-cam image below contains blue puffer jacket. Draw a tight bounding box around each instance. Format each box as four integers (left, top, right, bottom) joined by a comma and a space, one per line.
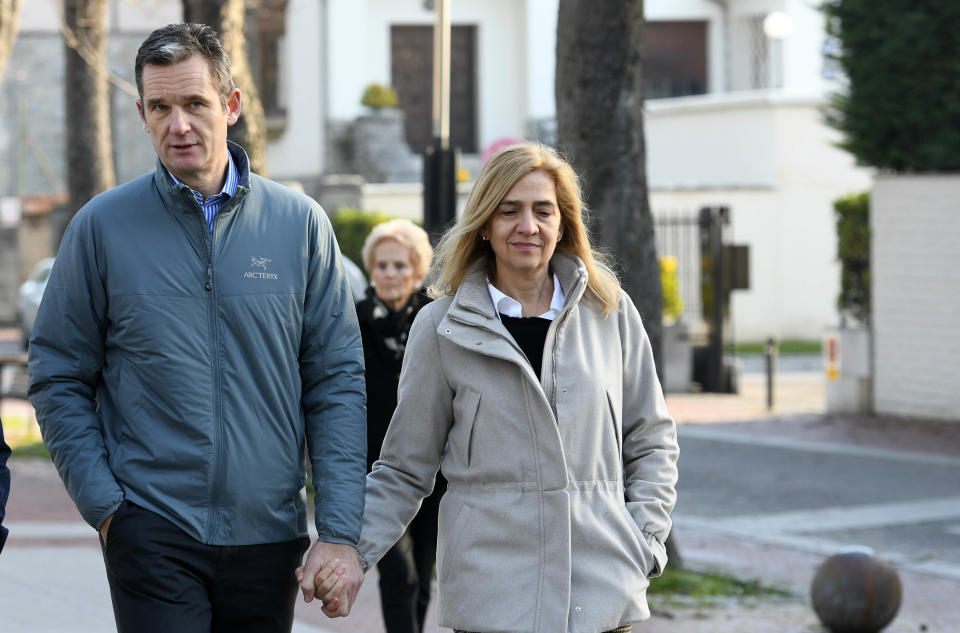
29, 144, 366, 546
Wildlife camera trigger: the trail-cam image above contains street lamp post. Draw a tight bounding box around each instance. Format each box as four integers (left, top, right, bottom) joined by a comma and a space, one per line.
422, 0, 458, 244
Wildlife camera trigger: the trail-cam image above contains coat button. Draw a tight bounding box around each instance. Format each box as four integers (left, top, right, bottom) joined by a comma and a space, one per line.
575, 606, 581, 612
444, 328, 451, 334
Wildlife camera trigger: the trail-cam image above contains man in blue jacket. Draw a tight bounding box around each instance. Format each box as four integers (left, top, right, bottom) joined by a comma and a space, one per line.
0, 417, 10, 553
28, 23, 366, 631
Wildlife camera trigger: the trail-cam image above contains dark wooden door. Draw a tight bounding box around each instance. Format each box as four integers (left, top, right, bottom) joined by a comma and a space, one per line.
391, 25, 477, 153
643, 21, 708, 99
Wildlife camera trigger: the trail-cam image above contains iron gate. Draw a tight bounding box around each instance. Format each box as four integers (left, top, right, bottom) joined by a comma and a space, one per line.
654, 206, 748, 392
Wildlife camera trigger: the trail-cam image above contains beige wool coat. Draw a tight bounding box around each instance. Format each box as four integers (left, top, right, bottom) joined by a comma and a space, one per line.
358, 253, 679, 633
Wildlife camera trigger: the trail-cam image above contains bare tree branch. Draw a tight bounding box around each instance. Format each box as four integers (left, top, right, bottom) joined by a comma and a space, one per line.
0, 0, 24, 80
55, 0, 138, 97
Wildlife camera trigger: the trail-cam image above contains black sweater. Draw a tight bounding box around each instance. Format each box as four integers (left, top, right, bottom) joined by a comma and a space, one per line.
500, 315, 551, 381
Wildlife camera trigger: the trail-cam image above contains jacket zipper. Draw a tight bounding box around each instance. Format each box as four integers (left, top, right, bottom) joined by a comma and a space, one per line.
543, 312, 568, 418
201, 202, 225, 542
447, 312, 567, 415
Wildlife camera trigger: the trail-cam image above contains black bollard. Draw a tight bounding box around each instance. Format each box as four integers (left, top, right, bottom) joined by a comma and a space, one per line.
764, 337, 777, 410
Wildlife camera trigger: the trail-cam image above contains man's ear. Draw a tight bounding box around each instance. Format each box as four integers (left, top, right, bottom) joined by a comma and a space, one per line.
226, 88, 242, 126
136, 99, 147, 129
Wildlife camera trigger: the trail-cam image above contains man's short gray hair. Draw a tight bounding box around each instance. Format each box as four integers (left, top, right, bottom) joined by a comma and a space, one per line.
135, 23, 235, 105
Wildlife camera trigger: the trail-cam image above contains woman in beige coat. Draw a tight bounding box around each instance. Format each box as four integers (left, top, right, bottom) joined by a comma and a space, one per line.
357, 143, 679, 633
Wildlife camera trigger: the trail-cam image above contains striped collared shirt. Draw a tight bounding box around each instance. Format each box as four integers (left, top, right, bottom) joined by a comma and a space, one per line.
166, 151, 239, 233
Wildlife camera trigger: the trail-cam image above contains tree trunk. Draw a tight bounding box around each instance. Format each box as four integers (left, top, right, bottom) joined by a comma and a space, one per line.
555, 0, 662, 365
183, 0, 269, 176
556, 0, 679, 566
63, 0, 115, 220
0, 0, 23, 80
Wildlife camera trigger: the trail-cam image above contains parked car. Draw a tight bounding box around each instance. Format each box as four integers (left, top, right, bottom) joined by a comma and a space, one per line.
17, 257, 55, 350
15, 255, 366, 351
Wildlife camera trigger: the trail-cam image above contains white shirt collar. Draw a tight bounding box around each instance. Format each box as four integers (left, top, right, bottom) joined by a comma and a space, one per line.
486, 273, 566, 321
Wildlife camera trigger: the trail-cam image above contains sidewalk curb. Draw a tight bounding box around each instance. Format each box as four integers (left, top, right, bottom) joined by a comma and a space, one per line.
679, 424, 960, 467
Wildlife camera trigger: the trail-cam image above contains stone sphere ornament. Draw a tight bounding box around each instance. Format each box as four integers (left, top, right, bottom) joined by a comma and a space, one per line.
810, 547, 902, 633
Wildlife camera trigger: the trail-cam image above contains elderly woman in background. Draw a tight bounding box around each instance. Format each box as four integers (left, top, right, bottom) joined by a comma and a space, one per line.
357, 219, 444, 633
355, 143, 679, 633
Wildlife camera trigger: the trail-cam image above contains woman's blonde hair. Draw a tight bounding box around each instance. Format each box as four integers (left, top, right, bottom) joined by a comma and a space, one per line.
428, 142, 621, 314
361, 218, 434, 282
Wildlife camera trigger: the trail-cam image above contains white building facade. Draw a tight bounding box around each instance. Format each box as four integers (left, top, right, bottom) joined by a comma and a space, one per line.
2, 0, 871, 341
301, 0, 875, 341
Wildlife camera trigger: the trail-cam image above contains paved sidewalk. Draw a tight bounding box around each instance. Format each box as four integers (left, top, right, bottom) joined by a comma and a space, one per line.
3, 368, 959, 632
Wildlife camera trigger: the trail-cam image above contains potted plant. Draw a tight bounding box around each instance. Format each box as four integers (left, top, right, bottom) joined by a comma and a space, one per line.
352, 84, 420, 182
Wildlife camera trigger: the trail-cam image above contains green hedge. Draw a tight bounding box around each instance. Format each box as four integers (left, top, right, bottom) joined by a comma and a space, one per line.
834, 191, 870, 323
823, 1, 960, 171
731, 340, 822, 355
330, 207, 394, 268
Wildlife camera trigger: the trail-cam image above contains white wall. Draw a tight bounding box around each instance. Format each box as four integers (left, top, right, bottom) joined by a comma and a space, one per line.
525, 0, 558, 122
21, 0, 180, 33
325, 0, 527, 154
646, 93, 778, 189
872, 176, 960, 421
771, 104, 871, 337
782, 0, 833, 97
325, 0, 378, 121
647, 97, 872, 341
266, 0, 324, 178
110, 0, 181, 31
18, 0, 59, 32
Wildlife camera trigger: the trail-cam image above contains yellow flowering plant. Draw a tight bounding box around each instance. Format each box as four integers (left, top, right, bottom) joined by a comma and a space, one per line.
660, 256, 684, 324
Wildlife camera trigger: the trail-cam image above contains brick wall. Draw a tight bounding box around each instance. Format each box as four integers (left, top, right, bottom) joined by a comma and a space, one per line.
872, 175, 960, 421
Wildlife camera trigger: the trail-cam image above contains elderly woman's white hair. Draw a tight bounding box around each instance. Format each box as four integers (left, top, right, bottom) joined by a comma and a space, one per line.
361, 219, 434, 282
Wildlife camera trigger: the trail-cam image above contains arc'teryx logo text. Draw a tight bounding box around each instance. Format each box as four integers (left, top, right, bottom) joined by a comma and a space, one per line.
244, 256, 279, 280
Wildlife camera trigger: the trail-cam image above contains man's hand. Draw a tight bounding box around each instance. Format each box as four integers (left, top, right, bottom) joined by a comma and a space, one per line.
295, 541, 364, 618
99, 513, 115, 545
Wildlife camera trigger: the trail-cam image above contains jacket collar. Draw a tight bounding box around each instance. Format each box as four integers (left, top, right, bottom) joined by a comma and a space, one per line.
438, 252, 589, 393
153, 141, 252, 215
451, 252, 589, 324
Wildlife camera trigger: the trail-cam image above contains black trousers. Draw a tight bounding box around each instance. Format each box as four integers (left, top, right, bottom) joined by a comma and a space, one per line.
100, 500, 309, 633
378, 482, 443, 633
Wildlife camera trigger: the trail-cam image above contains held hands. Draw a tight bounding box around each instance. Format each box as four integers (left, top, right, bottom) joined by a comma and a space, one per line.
295, 541, 365, 618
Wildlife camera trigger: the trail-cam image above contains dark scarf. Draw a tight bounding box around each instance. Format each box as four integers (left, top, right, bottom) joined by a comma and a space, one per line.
356, 286, 430, 373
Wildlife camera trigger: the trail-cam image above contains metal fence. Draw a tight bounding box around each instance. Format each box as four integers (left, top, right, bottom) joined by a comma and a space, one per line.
654, 209, 704, 338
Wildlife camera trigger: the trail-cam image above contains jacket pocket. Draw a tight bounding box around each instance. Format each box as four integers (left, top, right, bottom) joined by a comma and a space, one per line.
620, 505, 654, 575
606, 389, 623, 470
438, 502, 474, 582
101, 499, 129, 552
449, 389, 481, 468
